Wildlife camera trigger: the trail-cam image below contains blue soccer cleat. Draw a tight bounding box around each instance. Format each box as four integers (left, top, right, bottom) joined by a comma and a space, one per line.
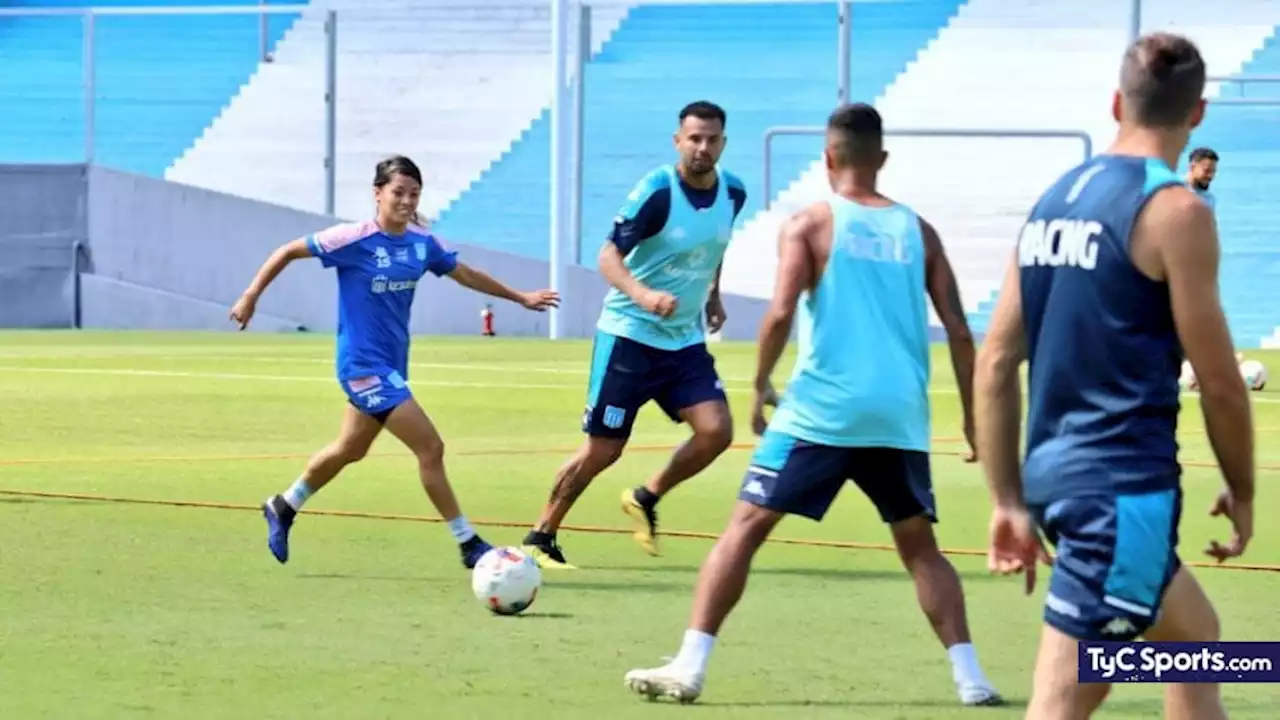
262, 495, 296, 564
460, 535, 493, 570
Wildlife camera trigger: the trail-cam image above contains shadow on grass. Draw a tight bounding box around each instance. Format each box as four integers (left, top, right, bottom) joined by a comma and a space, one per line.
588, 563, 1006, 583
543, 578, 689, 594
643, 696, 1026, 711
499, 611, 575, 620
294, 572, 447, 583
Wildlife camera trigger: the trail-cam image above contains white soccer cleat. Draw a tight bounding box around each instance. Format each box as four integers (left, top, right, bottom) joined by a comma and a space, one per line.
624, 663, 704, 705
958, 682, 1005, 707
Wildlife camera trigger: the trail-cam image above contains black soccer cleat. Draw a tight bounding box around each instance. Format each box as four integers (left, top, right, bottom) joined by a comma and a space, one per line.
520, 530, 576, 570
460, 535, 493, 570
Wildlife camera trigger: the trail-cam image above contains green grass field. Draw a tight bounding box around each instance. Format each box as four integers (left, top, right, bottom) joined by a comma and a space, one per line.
1, 332, 1277, 719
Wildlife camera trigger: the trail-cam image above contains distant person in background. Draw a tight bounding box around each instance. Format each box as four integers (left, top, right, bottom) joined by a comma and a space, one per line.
230, 154, 559, 570
481, 303, 496, 336
521, 101, 747, 569
1185, 146, 1218, 210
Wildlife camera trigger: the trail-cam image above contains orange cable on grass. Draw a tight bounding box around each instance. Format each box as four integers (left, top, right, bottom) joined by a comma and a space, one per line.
3, 437, 1277, 473
1, 487, 1277, 574
0, 440, 963, 467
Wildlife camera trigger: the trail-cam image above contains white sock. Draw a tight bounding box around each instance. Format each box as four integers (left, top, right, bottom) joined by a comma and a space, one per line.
671, 629, 715, 675
282, 478, 313, 511
448, 515, 477, 543
947, 643, 990, 687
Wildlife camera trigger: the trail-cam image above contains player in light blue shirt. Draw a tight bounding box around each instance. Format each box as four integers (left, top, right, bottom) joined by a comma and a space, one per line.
522, 101, 747, 569
230, 155, 559, 571
625, 104, 1001, 707
1185, 146, 1218, 210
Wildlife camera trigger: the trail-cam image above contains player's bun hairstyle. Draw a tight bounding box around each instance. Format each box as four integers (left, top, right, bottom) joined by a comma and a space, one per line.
374, 155, 425, 226
1119, 33, 1206, 129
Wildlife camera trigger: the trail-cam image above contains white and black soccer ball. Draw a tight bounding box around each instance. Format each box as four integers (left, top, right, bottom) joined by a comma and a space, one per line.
1179, 359, 1198, 391
471, 546, 541, 616
1240, 359, 1269, 392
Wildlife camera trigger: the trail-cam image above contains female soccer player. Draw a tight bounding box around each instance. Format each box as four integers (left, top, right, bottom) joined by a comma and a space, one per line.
230, 155, 560, 569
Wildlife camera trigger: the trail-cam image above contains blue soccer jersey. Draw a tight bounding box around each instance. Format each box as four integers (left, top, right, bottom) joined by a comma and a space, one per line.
306, 220, 458, 381
596, 165, 747, 350
1017, 156, 1190, 641
1019, 156, 1186, 507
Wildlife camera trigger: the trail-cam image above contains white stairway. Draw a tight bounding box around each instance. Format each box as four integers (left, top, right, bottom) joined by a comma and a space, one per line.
722, 0, 1280, 323
165, 0, 629, 222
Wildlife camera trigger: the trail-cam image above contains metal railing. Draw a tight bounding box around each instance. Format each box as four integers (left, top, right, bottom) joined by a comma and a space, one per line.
3, 1, 1276, 340
1207, 75, 1280, 106
761, 127, 1094, 211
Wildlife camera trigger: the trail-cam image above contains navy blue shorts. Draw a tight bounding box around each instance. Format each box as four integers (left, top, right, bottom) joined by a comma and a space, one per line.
737, 429, 936, 523
582, 331, 727, 439
341, 370, 412, 424
1031, 488, 1182, 641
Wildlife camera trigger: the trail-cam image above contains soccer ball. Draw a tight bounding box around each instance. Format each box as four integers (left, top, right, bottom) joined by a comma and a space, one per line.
1179, 360, 1198, 391
471, 546, 541, 616
1240, 359, 1268, 392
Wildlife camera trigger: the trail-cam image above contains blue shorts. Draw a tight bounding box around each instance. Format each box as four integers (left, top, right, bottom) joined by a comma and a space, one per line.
341, 370, 412, 424
738, 429, 936, 523
1031, 488, 1182, 641
582, 331, 727, 439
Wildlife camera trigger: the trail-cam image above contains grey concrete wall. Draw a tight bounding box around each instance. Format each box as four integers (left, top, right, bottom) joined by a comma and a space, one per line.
0, 165, 87, 328
79, 275, 305, 332
84, 165, 335, 332
1, 163, 771, 339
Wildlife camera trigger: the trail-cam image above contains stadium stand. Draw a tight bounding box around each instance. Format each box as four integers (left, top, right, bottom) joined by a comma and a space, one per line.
720, 0, 1280, 346
166, 0, 632, 223
2, 0, 1278, 344
431, 0, 966, 261
1200, 38, 1280, 348
0, 0, 297, 175
978, 1, 1280, 348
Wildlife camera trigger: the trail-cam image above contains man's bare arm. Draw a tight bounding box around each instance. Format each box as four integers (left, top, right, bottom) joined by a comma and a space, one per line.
754, 210, 817, 392
598, 242, 650, 304
974, 253, 1027, 507
922, 219, 977, 453
1154, 190, 1254, 504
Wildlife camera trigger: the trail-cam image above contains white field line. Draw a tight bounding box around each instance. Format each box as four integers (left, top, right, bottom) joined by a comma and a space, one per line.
0, 366, 579, 391
0, 364, 1274, 405
0, 353, 587, 376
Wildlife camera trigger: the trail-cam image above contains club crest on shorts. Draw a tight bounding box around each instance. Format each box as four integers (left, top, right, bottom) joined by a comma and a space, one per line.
603, 405, 626, 429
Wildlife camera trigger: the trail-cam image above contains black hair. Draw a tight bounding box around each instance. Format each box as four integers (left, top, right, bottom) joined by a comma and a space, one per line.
374, 155, 422, 188
373, 155, 424, 226
679, 100, 727, 128
1119, 33, 1206, 128
1189, 146, 1219, 163
826, 102, 883, 166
